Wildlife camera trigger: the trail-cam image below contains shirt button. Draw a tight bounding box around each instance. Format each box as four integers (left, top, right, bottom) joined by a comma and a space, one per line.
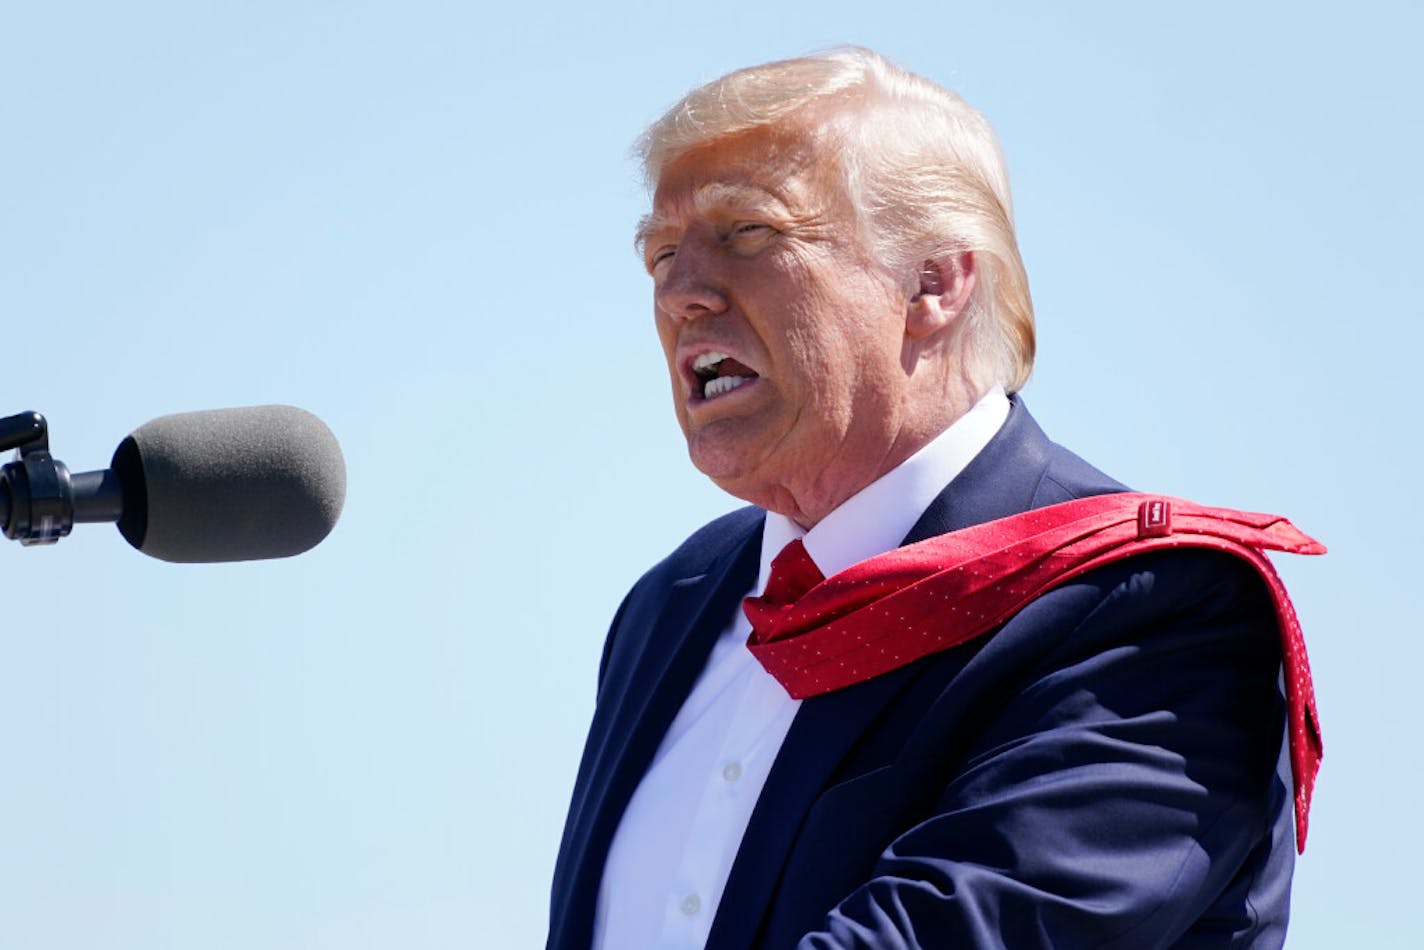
722, 762, 743, 783
681, 893, 701, 916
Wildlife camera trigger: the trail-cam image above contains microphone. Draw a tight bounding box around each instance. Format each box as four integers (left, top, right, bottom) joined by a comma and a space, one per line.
0, 406, 346, 563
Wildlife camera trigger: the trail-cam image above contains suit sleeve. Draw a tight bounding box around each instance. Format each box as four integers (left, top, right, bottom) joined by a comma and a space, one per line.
796, 550, 1291, 949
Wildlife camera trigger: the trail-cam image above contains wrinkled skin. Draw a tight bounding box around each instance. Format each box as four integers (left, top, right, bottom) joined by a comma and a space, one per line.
642, 116, 978, 526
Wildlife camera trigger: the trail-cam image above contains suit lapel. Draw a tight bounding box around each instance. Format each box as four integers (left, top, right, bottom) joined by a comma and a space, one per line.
551, 521, 760, 949
706, 661, 927, 948
705, 397, 1060, 948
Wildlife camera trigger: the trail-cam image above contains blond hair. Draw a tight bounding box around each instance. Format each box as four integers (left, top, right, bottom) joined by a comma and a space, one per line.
637, 48, 1035, 393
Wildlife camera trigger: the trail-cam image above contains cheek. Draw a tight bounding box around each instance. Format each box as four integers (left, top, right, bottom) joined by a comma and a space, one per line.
783, 290, 881, 374
654, 315, 678, 368
777, 319, 831, 391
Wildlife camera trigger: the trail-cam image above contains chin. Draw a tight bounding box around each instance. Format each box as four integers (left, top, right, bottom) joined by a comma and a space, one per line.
687, 437, 760, 494
688, 442, 748, 483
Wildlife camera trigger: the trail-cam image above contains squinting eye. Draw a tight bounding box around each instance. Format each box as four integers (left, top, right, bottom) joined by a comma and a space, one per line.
731, 222, 769, 236
649, 247, 676, 272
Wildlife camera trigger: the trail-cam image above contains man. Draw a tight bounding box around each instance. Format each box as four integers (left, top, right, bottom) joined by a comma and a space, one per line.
550, 48, 1313, 949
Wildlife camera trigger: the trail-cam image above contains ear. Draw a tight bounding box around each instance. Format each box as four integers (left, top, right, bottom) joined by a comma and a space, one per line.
906, 251, 976, 340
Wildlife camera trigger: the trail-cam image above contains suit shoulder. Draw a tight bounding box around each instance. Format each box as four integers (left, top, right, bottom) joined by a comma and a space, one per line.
640, 504, 763, 582
1100, 546, 1272, 617
596, 505, 761, 689
606, 504, 761, 632
1011, 546, 1279, 670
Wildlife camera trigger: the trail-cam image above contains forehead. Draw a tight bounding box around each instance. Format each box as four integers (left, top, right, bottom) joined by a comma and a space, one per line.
647, 122, 836, 228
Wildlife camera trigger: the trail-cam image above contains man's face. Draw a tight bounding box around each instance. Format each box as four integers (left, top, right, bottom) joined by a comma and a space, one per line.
642, 118, 924, 526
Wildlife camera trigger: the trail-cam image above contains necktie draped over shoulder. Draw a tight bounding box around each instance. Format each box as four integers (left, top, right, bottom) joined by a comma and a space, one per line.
741, 493, 1325, 851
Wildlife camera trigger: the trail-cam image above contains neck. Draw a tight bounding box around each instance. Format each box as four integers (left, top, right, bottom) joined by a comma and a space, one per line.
761, 386, 994, 529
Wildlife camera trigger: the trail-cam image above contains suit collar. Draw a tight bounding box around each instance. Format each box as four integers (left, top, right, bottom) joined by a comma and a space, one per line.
904, 394, 1055, 543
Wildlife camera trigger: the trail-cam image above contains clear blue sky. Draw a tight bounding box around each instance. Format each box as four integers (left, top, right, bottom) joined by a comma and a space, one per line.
2, 2, 1419, 947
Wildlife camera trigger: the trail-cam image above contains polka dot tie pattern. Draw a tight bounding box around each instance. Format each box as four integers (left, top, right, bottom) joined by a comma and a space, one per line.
742, 493, 1325, 852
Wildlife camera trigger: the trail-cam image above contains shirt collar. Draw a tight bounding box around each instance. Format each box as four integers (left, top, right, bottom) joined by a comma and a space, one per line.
756, 385, 1010, 591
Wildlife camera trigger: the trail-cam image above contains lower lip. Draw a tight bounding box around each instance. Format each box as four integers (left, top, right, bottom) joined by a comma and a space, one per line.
687, 376, 761, 411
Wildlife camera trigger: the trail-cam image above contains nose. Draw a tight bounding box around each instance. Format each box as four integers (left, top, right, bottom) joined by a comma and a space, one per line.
654, 233, 729, 322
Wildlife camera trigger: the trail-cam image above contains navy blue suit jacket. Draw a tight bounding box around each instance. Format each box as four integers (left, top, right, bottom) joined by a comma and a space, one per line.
549, 399, 1294, 948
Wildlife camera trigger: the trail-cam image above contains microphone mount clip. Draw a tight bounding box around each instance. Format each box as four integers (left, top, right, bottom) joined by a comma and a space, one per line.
0, 411, 76, 545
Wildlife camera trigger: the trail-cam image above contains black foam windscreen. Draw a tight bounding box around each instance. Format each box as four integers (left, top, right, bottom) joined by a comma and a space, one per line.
112, 405, 346, 563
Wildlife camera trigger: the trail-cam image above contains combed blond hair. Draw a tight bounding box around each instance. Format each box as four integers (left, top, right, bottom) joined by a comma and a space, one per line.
637, 47, 1035, 393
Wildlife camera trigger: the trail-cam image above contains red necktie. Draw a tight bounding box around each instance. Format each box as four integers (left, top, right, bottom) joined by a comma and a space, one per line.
742, 494, 1325, 851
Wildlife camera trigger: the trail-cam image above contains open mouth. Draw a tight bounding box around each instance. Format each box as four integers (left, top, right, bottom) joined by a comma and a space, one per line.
692, 351, 759, 399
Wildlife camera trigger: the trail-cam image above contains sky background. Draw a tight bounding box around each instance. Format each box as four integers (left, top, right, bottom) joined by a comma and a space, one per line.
1, 2, 1419, 947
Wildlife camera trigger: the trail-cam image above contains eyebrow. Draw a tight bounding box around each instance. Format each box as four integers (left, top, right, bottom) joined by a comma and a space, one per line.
633, 214, 661, 256
634, 182, 788, 254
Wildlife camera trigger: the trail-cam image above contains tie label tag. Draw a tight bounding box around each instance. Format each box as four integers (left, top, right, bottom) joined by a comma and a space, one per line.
1138, 499, 1172, 538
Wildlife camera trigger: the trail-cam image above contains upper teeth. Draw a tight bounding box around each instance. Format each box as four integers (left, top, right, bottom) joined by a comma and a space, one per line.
693, 351, 729, 375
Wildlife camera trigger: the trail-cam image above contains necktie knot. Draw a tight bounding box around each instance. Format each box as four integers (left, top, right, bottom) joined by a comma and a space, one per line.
743, 539, 826, 643
761, 538, 825, 606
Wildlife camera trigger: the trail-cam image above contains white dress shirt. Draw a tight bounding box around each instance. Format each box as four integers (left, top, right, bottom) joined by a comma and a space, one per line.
593, 387, 1010, 950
